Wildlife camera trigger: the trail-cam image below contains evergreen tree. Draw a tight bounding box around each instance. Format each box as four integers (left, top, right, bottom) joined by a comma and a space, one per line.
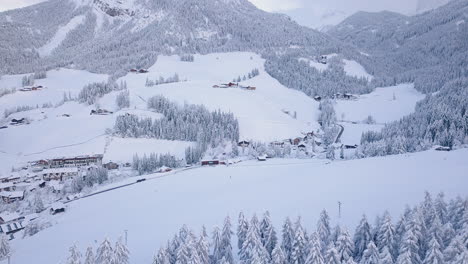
67, 244, 82, 264
114, 237, 130, 264
380, 246, 394, 264
354, 215, 373, 262
0, 235, 11, 260
455, 250, 468, 264
324, 244, 341, 264
336, 228, 354, 262
220, 216, 234, 264
434, 193, 448, 224
282, 217, 295, 262
377, 212, 395, 257
305, 233, 325, 264
271, 244, 286, 264
197, 227, 210, 264
444, 236, 466, 263
212, 226, 222, 263
360, 241, 379, 264
84, 247, 95, 264
260, 211, 277, 256
153, 248, 170, 264
317, 210, 332, 255
176, 241, 190, 264
240, 218, 269, 264
238, 212, 249, 251
397, 228, 421, 264
96, 238, 114, 264
291, 218, 307, 264
422, 237, 443, 264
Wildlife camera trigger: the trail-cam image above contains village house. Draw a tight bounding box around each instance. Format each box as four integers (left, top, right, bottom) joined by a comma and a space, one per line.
42, 167, 79, 181
10, 118, 27, 126
201, 160, 220, 166
0, 183, 16, 192
0, 212, 23, 225
50, 203, 66, 215
0, 191, 25, 203
90, 109, 113, 115
48, 154, 103, 168
238, 141, 250, 147
103, 162, 119, 170
0, 221, 25, 237
257, 155, 267, 161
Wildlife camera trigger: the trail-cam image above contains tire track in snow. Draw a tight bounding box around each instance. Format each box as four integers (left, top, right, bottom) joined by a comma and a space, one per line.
23, 133, 107, 157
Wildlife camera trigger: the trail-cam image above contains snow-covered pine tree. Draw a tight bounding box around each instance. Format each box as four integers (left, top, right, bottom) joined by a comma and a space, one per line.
238, 212, 249, 251
397, 228, 421, 264
317, 210, 332, 255
176, 240, 190, 264
354, 215, 373, 262
153, 247, 170, 264
271, 244, 286, 264
197, 227, 210, 264
324, 244, 341, 264
114, 237, 130, 264
359, 241, 379, 264
220, 216, 234, 263
282, 217, 295, 262
422, 236, 443, 264
290, 218, 307, 264
240, 217, 269, 264
377, 212, 396, 257
67, 244, 82, 264
443, 234, 465, 263
305, 233, 325, 264
434, 193, 448, 225
96, 238, 114, 264
84, 247, 95, 264
336, 228, 354, 262
455, 250, 468, 264
212, 226, 222, 263
260, 211, 277, 256
380, 246, 394, 264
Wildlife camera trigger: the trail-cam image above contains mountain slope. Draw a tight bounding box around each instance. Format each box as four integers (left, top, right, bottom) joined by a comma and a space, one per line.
0, 0, 339, 76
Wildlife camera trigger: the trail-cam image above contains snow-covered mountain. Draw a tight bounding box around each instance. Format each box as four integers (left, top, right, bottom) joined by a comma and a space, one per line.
416, 0, 452, 13
0, 0, 339, 75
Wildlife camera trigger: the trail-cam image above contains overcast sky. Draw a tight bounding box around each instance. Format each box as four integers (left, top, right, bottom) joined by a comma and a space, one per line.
0, 0, 420, 27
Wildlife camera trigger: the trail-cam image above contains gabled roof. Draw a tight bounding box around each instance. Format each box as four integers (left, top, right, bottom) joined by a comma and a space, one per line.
0, 212, 21, 223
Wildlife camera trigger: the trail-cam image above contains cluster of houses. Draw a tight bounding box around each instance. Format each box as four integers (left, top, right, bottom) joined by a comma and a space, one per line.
317, 55, 328, 64
19, 85, 45, 92
90, 109, 113, 115
333, 93, 357, 100
129, 68, 149, 74
212, 82, 256, 90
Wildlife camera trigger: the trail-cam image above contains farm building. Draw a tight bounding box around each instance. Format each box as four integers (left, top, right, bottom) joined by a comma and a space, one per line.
201, 160, 220, 166
0, 220, 25, 236
48, 154, 103, 168
10, 118, 27, 125
257, 155, 267, 161
103, 162, 119, 170
238, 141, 250, 147
42, 167, 79, 181
0, 182, 16, 192
0, 191, 25, 203
50, 203, 66, 215
90, 109, 113, 115
0, 212, 23, 224
435, 146, 451, 151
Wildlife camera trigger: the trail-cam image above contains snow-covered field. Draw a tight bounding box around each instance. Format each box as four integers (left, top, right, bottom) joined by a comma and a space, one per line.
104, 138, 194, 163
10, 148, 468, 264
121, 53, 321, 142
335, 83, 424, 124
0, 68, 108, 115
342, 59, 373, 80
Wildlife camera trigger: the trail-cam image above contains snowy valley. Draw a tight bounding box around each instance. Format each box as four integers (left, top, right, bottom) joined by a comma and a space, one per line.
0, 0, 467, 263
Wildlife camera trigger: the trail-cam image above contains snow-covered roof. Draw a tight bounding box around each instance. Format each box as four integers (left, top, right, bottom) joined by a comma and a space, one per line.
0, 182, 15, 189
50, 202, 65, 210
0, 191, 24, 198
42, 167, 79, 174
0, 212, 21, 223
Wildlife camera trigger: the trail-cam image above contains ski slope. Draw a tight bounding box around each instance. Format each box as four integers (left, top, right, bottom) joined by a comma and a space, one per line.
10, 148, 468, 264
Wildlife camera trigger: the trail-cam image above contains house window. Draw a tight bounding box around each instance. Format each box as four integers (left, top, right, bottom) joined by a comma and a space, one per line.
13, 223, 18, 229
6, 224, 11, 232
0, 226, 3, 233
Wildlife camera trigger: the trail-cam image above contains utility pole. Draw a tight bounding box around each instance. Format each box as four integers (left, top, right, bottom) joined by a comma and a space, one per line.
338, 201, 342, 219
125, 230, 128, 246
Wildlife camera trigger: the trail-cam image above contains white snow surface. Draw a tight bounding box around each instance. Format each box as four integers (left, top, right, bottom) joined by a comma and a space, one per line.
335, 83, 425, 124
0, 68, 108, 115
37, 15, 86, 57
343, 59, 373, 80
119, 52, 320, 142
10, 148, 468, 264
104, 138, 194, 163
